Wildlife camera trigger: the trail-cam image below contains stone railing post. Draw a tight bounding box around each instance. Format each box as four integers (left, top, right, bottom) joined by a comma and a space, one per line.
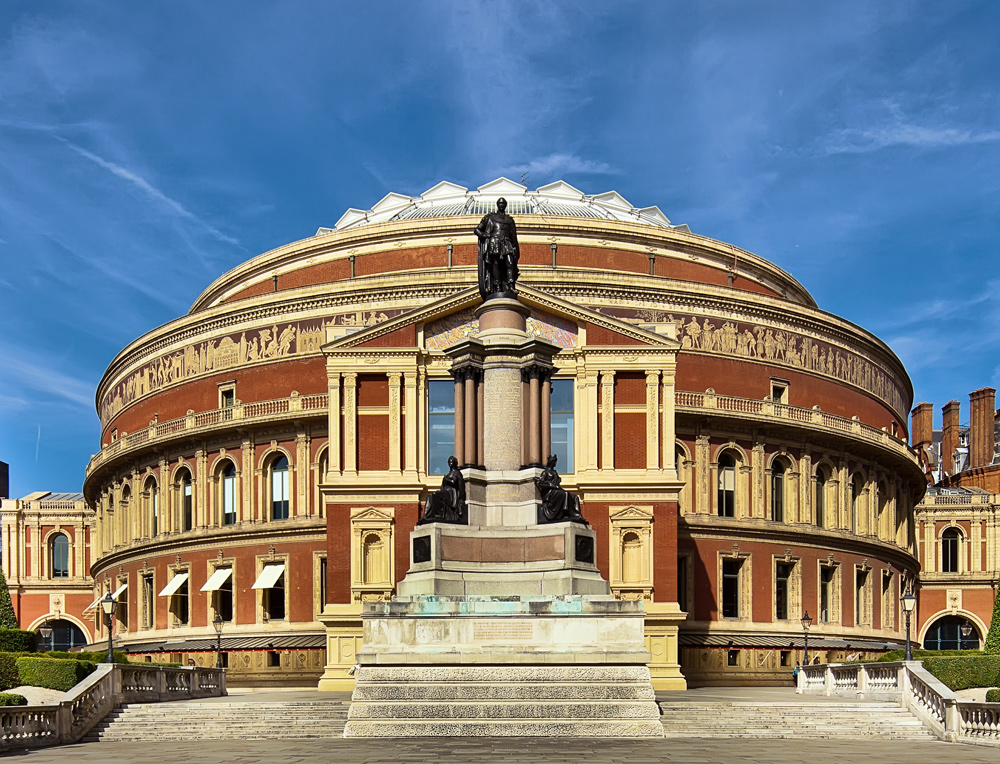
157, 666, 167, 700
56, 702, 73, 744
944, 698, 961, 742
824, 665, 835, 696
857, 664, 869, 698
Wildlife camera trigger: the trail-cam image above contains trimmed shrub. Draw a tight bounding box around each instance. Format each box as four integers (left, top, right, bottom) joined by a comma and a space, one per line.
921, 655, 1000, 691
43, 650, 129, 664
0, 653, 19, 691
877, 649, 980, 662
0, 571, 17, 630
985, 579, 1000, 654
986, 688, 1000, 703
0, 629, 37, 653
15, 657, 97, 692
0, 693, 27, 706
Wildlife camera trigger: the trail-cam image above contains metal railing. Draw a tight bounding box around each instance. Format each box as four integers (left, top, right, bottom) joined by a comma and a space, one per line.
0, 663, 226, 752
798, 660, 1000, 747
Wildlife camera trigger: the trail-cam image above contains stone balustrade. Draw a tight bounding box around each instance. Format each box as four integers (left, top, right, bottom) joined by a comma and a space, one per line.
798, 660, 1000, 747
0, 663, 226, 752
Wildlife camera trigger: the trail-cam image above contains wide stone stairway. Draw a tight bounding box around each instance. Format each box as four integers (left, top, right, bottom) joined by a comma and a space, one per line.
658, 699, 934, 740
84, 697, 350, 742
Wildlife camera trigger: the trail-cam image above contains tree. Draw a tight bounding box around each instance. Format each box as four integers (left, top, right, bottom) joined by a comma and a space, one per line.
0, 569, 17, 629
985, 579, 1000, 654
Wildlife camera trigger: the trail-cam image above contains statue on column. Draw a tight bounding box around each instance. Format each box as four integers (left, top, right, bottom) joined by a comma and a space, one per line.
475, 197, 520, 300
535, 454, 586, 524
419, 455, 468, 525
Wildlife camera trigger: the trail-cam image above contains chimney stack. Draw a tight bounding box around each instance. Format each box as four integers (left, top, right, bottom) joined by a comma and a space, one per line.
911, 402, 934, 449
969, 388, 997, 469
942, 400, 961, 476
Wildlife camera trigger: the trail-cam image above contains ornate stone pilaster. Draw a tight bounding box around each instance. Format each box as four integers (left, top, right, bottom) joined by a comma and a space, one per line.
582, 369, 599, 472
751, 441, 765, 519
600, 370, 615, 470
388, 372, 402, 472
296, 432, 310, 517
799, 452, 812, 524
241, 437, 253, 524
343, 372, 358, 475
403, 371, 418, 474
328, 373, 342, 476
158, 457, 169, 534
695, 434, 710, 515
196, 449, 208, 529
661, 370, 676, 477
645, 371, 660, 471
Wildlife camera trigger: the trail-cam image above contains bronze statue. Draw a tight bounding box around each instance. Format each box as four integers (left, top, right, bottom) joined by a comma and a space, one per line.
419, 455, 468, 525
535, 454, 586, 524
475, 197, 519, 299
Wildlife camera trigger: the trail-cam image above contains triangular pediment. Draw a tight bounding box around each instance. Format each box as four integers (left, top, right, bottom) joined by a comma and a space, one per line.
322, 284, 680, 353
478, 177, 527, 195
350, 506, 395, 523
535, 180, 585, 200
609, 506, 654, 522
420, 181, 468, 200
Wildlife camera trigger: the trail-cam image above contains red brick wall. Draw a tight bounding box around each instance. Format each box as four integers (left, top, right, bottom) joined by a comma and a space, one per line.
614, 413, 646, 469
586, 323, 644, 346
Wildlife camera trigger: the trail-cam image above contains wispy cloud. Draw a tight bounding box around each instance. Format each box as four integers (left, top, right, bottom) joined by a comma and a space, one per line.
501, 154, 615, 181
57, 138, 240, 246
824, 122, 1000, 155
0, 352, 94, 409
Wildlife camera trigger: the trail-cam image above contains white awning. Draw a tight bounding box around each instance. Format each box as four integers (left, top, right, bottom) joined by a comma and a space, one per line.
200, 567, 233, 592
83, 593, 103, 613
158, 572, 190, 598
251, 564, 285, 590
111, 583, 128, 601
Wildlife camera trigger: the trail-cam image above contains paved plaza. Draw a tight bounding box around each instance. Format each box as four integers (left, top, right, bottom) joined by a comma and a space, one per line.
11, 736, 1000, 764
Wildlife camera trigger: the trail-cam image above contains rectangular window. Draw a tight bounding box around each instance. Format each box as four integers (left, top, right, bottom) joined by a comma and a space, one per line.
718, 459, 736, 518
173, 579, 189, 626
727, 649, 740, 666
677, 556, 688, 613
770, 380, 788, 405
775, 562, 794, 620
217, 574, 234, 622
267, 572, 286, 621
550, 379, 575, 472
183, 482, 193, 531
722, 559, 742, 618
114, 581, 129, 631
271, 465, 289, 520
319, 556, 327, 612
141, 573, 154, 629
428, 380, 455, 475
855, 568, 869, 626
820, 566, 835, 623
223, 472, 237, 525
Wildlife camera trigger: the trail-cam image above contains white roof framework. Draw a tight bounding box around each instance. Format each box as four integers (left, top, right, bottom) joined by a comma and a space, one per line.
330, 178, 680, 232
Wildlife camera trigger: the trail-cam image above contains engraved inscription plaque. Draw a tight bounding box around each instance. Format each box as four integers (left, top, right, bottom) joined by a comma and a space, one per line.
472, 621, 533, 641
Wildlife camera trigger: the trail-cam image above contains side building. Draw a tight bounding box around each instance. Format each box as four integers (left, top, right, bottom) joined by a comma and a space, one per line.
81, 179, 926, 686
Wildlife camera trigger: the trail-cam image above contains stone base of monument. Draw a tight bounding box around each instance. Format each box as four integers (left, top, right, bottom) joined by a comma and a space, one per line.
343, 595, 664, 738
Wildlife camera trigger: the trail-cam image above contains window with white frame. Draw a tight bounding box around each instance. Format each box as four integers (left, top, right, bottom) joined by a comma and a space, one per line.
270, 454, 290, 520
221, 462, 237, 525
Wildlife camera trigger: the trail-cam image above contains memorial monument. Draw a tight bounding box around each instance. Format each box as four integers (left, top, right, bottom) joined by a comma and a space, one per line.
343, 200, 663, 737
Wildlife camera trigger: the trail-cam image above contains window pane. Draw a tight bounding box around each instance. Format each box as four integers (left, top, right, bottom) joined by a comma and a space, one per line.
550, 379, 574, 472
428, 380, 455, 475
271, 456, 289, 520
722, 559, 740, 618
52, 535, 69, 578
223, 466, 237, 525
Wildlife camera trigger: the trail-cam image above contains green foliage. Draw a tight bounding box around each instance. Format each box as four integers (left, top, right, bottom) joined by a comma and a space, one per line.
921, 655, 1000, 691
985, 581, 1000, 653
0, 653, 19, 691
0, 570, 17, 630
0, 693, 27, 706
0, 629, 38, 653
877, 649, 981, 662
986, 688, 1000, 703
43, 649, 129, 664
15, 657, 97, 692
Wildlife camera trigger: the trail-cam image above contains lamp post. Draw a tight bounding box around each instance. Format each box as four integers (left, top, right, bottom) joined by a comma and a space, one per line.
100, 592, 117, 664
901, 587, 917, 661
213, 613, 224, 669
801, 611, 812, 666
38, 623, 53, 653
960, 621, 973, 651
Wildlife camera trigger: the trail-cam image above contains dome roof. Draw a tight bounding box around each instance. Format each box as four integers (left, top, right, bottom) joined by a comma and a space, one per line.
328, 177, 686, 233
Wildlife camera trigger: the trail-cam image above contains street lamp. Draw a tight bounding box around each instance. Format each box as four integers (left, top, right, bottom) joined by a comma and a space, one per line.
38, 623, 53, 653
801, 611, 813, 666
960, 621, 973, 651
901, 587, 917, 661
100, 592, 117, 664
213, 613, 224, 669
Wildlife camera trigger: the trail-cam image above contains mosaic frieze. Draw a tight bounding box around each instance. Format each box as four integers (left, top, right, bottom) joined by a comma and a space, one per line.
595, 307, 906, 417
424, 308, 578, 351
100, 309, 405, 426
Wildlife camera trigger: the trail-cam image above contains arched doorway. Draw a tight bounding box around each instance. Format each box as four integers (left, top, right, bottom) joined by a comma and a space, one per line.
37, 619, 89, 652
923, 615, 980, 650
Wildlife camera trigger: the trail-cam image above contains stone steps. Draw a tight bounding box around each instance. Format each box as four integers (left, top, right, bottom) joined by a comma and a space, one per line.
84, 701, 349, 742
352, 682, 655, 701
658, 702, 935, 740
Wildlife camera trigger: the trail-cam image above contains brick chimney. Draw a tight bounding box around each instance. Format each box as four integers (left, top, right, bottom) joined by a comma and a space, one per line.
969, 388, 997, 469
911, 402, 933, 449
941, 400, 961, 476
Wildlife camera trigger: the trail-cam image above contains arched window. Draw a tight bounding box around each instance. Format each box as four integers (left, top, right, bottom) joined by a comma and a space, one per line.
146, 480, 159, 537
770, 460, 786, 522
221, 463, 237, 525
621, 531, 642, 583
924, 615, 980, 650
815, 467, 828, 528
37, 619, 86, 651
50, 534, 70, 578
362, 533, 385, 584
717, 453, 736, 518
177, 469, 193, 532
941, 527, 961, 573
270, 455, 290, 520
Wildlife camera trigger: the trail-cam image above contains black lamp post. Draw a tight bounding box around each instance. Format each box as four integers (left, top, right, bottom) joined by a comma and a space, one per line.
100, 592, 117, 664
901, 587, 917, 661
213, 613, 224, 668
801, 611, 812, 666
960, 621, 973, 651
38, 623, 53, 653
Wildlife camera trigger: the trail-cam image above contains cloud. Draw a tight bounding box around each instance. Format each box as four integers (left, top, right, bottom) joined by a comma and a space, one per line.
0, 352, 94, 409
57, 138, 240, 246
501, 154, 616, 181
824, 122, 1000, 155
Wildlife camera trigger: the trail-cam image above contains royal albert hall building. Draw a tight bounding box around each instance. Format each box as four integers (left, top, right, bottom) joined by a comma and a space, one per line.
81, 178, 925, 686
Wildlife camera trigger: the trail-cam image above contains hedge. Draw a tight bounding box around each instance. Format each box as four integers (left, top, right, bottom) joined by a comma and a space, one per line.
986, 688, 1000, 703
15, 658, 97, 692
0, 693, 27, 706
920, 656, 1000, 691
43, 650, 129, 664
877, 649, 981, 662
0, 629, 37, 653
0, 653, 19, 691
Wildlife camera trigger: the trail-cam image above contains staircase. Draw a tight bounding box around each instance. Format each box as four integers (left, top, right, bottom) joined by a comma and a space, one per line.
84, 699, 349, 742
658, 701, 935, 740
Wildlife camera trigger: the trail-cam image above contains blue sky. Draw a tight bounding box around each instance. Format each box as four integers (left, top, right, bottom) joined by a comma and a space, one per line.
1, 1, 998, 496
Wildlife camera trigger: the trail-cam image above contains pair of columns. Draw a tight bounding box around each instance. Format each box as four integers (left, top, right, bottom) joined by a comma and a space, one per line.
453, 367, 484, 468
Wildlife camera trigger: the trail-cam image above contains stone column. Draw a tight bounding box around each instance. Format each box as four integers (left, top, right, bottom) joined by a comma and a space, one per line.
541, 372, 552, 462
196, 449, 208, 528
327, 374, 341, 476
343, 372, 357, 475
528, 368, 541, 466
296, 433, 310, 516
454, 370, 465, 467
646, 371, 660, 471
477, 371, 485, 467
404, 372, 418, 474
158, 458, 169, 534
695, 434, 710, 514
583, 370, 599, 471
464, 369, 477, 467
241, 437, 254, 522
388, 373, 402, 472
600, 370, 615, 470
